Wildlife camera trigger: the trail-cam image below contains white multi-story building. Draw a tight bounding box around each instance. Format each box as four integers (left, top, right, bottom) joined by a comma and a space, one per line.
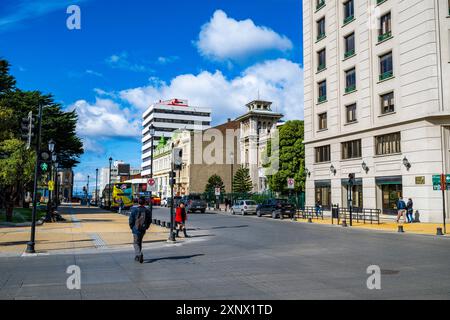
141, 99, 212, 177
303, 0, 449, 222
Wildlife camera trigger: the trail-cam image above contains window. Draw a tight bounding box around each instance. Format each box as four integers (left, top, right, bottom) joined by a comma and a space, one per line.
345, 68, 356, 93
380, 92, 395, 114
315, 185, 331, 210
346, 104, 357, 123
375, 132, 401, 155
379, 52, 393, 81
316, 0, 325, 11
344, 33, 355, 58
315, 145, 331, 163
318, 80, 327, 103
318, 113, 327, 130
342, 139, 362, 160
317, 48, 326, 71
317, 17, 326, 41
343, 0, 354, 24
378, 12, 392, 42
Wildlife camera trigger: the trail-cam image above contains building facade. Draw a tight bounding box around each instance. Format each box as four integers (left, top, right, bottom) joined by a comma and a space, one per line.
141, 99, 212, 177
303, 0, 450, 222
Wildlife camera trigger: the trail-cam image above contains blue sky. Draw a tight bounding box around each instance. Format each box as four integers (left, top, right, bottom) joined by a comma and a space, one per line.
0, 0, 303, 192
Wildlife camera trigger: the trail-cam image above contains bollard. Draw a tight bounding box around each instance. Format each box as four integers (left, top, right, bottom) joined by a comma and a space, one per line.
342, 220, 348, 227
166, 222, 171, 229
398, 225, 404, 233
156, 220, 161, 226
162, 221, 166, 227
308, 218, 313, 223
437, 227, 444, 236
152, 218, 157, 224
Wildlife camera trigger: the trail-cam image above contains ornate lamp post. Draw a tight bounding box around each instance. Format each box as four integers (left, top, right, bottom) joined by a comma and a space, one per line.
108, 157, 113, 208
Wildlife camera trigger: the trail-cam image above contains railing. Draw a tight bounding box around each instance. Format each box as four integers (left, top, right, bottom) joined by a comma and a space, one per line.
343, 15, 354, 25
332, 205, 381, 225
378, 31, 392, 42
318, 95, 327, 103
296, 206, 324, 220
345, 85, 356, 93
317, 64, 326, 72
344, 49, 355, 58
379, 71, 393, 81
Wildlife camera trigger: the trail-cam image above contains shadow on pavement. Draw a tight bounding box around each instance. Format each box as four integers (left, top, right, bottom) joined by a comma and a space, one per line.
144, 254, 205, 264
210, 225, 249, 230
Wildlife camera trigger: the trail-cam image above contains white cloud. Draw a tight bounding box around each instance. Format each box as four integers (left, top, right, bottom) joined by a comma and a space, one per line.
68, 98, 141, 139
85, 69, 103, 77
120, 58, 303, 123
105, 52, 153, 73
157, 56, 179, 65
196, 10, 293, 62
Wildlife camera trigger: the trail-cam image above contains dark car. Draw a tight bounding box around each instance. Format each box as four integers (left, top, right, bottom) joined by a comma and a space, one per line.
181, 194, 207, 213
256, 199, 296, 219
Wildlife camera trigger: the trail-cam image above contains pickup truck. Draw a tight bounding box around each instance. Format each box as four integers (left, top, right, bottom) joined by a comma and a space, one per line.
181, 194, 207, 213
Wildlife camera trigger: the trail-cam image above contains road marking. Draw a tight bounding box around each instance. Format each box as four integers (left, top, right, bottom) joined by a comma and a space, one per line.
89, 233, 108, 249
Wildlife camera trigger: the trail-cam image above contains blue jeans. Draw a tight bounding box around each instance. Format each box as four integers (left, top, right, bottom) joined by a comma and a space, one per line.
406, 212, 413, 223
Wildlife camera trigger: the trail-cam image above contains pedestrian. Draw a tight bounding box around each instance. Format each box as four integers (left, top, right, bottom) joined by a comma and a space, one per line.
224, 198, 230, 211
396, 197, 407, 223
118, 198, 124, 214
175, 202, 189, 238
406, 198, 414, 223
129, 197, 152, 263
315, 201, 322, 217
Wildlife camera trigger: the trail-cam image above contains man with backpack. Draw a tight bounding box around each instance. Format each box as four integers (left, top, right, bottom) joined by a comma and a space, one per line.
396, 197, 407, 223
129, 197, 152, 263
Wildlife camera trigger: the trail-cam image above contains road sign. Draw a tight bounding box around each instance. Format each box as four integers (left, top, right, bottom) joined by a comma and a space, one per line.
215, 187, 221, 196
287, 178, 295, 190
147, 178, 157, 192
432, 175, 450, 190
48, 181, 54, 191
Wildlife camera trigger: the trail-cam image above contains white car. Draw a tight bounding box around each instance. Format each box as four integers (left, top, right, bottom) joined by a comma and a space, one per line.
231, 200, 258, 215
161, 198, 168, 207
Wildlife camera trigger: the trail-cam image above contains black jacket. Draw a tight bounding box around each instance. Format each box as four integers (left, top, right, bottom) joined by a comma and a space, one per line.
129, 205, 152, 235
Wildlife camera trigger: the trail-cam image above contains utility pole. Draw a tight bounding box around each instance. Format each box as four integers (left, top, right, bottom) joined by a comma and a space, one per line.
108, 157, 113, 208
169, 143, 176, 242
26, 104, 43, 254
95, 168, 99, 206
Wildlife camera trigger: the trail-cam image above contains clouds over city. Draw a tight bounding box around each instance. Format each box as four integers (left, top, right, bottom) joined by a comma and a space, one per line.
196, 10, 293, 62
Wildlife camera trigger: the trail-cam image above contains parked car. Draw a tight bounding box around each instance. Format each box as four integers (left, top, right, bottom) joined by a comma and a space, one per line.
256, 199, 296, 219
151, 196, 161, 206
181, 194, 207, 213
161, 197, 168, 207
231, 200, 258, 215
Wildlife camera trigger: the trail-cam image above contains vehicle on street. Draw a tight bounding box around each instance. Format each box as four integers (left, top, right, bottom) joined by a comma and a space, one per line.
181, 194, 207, 213
161, 197, 168, 207
231, 200, 258, 215
151, 196, 161, 206
256, 198, 296, 219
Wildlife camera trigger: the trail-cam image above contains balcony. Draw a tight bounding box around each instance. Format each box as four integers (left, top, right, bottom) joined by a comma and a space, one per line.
345, 85, 356, 93
378, 31, 392, 43
316, 0, 325, 11
316, 33, 326, 42
377, 0, 387, 5
343, 15, 354, 25
318, 95, 327, 103
317, 64, 326, 72
379, 71, 393, 82
344, 49, 355, 59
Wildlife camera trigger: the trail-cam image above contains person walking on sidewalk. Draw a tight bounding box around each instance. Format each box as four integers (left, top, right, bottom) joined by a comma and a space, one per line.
175, 202, 189, 238
396, 197, 407, 223
406, 198, 414, 223
129, 197, 152, 263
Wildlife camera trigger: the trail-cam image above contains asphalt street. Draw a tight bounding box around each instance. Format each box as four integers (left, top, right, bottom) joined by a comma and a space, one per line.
1, 206, 450, 300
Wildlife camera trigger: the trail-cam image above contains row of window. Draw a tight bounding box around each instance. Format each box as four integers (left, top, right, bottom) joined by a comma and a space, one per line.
317, 91, 395, 130
315, 132, 401, 163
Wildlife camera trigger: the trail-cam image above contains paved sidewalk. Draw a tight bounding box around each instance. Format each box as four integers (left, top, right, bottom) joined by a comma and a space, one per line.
0, 205, 169, 256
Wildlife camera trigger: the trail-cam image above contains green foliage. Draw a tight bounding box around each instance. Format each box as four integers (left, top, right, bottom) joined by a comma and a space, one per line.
233, 166, 253, 193
266, 120, 305, 194
205, 174, 225, 194
0, 59, 16, 94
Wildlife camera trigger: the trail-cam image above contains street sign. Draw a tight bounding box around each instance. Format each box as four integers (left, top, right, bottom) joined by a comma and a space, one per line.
287, 178, 295, 190
432, 175, 450, 190
48, 181, 54, 191
215, 187, 221, 196
147, 178, 157, 192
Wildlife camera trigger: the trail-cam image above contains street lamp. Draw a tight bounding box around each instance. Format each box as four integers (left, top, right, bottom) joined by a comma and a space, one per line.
330, 164, 336, 175
362, 161, 369, 174
48, 139, 55, 153
403, 157, 411, 171
87, 175, 90, 206
95, 168, 99, 206
149, 125, 155, 207
229, 151, 234, 208
108, 157, 113, 208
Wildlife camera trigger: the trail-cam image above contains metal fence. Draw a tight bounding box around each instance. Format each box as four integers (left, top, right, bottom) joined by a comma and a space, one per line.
331, 205, 381, 225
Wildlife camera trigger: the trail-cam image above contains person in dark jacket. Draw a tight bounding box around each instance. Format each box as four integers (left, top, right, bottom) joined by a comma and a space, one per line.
129, 197, 152, 263
396, 198, 407, 223
175, 202, 189, 238
406, 198, 414, 223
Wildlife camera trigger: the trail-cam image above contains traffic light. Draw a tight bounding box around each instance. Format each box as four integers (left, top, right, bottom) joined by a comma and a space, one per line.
21, 111, 34, 150
173, 148, 183, 170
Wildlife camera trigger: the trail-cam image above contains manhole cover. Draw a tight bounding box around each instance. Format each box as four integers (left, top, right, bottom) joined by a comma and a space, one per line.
381, 269, 400, 275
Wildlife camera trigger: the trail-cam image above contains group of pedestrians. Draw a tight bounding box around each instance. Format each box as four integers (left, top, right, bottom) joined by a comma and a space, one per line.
128, 198, 189, 263
396, 197, 414, 223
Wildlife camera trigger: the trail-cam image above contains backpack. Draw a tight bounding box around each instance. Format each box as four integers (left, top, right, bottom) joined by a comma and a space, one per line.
135, 206, 148, 232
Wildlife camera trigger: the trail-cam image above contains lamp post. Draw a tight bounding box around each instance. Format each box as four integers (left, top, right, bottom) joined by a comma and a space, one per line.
46, 139, 56, 221
108, 157, 113, 209
229, 151, 234, 208
52, 153, 58, 211
149, 125, 155, 207
87, 175, 90, 206
26, 103, 43, 254
95, 168, 99, 206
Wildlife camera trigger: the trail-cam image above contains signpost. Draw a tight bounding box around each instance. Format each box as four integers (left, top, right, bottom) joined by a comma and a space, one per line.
432, 174, 448, 234
287, 178, 295, 190
48, 180, 54, 192
147, 178, 157, 192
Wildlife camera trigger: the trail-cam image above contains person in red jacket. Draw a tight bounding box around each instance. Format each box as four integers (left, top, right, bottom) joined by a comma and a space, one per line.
175, 202, 189, 238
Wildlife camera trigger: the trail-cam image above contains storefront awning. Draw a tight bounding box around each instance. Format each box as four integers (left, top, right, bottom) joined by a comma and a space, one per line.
375, 176, 402, 185
314, 180, 331, 187
341, 178, 362, 186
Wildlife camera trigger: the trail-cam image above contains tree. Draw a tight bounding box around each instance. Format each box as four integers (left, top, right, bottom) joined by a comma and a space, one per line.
266, 120, 305, 194
205, 174, 225, 194
233, 166, 253, 193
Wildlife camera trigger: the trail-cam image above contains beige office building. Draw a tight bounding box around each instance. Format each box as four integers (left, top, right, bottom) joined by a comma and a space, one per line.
303, 0, 450, 222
